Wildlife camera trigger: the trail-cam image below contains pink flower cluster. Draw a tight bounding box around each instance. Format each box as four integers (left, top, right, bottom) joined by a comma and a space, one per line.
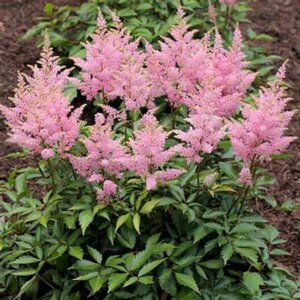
128, 113, 183, 190
0, 37, 82, 159
73, 13, 154, 111
146, 11, 255, 116
69, 113, 128, 201
229, 65, 296, 184
1, 10, 295, 203
69, 112, 183, 200
175, 107, 225, 163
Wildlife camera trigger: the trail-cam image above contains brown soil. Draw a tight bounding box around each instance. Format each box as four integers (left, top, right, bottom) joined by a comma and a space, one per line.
246, 0, 300, 276
0, 0, 299, 275
0, 0, 81, 178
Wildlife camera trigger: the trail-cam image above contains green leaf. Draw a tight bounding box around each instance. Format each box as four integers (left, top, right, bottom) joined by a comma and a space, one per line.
117, 228, 136, 249
16, 276, 36, 298
87, 246, 103, 264
64, 215, 77, 229
195, 266, 207, 280
79, 209, 93, 235
123, 277, 138, 288
230, 223, 258, 234
89, 277, 104, 294
221, 244, 234, 264
133, 213, 141, 234
247, 28, 257, 39
175, 272, 199, 294
204, 222, 225, 231
193, 225, 209, 243
39, 213, 49, 227
199, 260, 223, 269
202, 211, 226, 219
69, 246, 83, 260
72, 259, 100, 271
243, 272, 264, 295
139, 276, 154, 285
219, 162, 237, 178
129, 249, 152, 271
138, 259, 165, 277
235, 247, 258, 265
140, 199, 159, 214
118, 8, 137, 17
15, 173, 27, 195
64, 83, 78, 103
136, 3, 152, 10
133, 28, 153, 40
271, 249, 290, 256
75, 272, 99, 281
159, 269, 177, 296
108, 273, 128, 293
12, 269, 37, 276
44, 3, 54, 16
10, 255, 40, 265
116, 213, 130, 232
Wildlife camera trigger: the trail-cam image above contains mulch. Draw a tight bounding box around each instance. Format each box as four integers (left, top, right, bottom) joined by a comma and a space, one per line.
0, 0, 299, 275
246, 0, 300, 275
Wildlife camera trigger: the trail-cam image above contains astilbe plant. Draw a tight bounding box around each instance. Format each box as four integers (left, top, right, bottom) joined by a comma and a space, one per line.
128, 113, 183, 190
175, 107, 225, 163
73, 13, 154, 111
69, 113, 129, 202
0, 37, 82, 160
229, 65, 296, 184
0, 9, 298, 300
146, 10, 255, 116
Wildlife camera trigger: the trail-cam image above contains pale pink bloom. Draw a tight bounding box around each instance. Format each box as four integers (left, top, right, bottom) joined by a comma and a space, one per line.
0, 37, 82, 158
147, 11, 255, 116
186, 28, 255, 116
101, 104, 126, 125
41, 149, 55, 160
229, 65, 296, 182
146, 10, 201, 107
96, 180, 118, 203
69, 113, 129, 200
239, 167, 252, 185
129, 113, 182, 190
73, 12, 154, 111
175, 107, 225, 163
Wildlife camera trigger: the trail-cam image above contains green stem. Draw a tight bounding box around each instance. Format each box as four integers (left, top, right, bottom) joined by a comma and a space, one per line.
35, 158, 45, 178
227, 156, 259, 216
237, 185, 251, 215
227, 183, 245, 216
47, 159, 55, 189
196, 163, 201, 196
67, 159, 77, 180
38, 274, 55, 290
171, 106, 177, 129
225, 6, 230, 30
237, 162, 259, 216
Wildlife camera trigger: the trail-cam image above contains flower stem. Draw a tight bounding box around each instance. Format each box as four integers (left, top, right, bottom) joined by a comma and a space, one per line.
225, 6, 230, 30
47, 159, 55, 188
171, 106, 177, 129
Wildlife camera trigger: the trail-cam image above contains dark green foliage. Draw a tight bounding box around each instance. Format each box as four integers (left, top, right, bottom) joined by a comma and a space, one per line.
22, 0, 250, 62
0, 151, 299, 299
